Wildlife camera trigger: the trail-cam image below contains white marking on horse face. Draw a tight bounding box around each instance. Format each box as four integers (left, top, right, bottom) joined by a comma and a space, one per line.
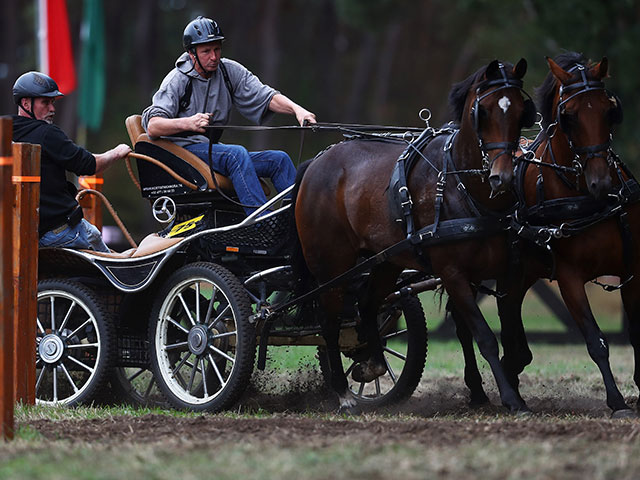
498, 96, 511, 113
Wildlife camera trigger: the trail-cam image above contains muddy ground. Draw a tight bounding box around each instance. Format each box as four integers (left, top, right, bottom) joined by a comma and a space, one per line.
25, 372, 640, 446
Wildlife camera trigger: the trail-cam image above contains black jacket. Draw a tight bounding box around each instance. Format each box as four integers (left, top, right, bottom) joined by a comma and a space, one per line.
12, 115, 96, 235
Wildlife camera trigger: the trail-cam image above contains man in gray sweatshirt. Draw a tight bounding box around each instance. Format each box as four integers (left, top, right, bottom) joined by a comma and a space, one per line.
142, 16, 316, 214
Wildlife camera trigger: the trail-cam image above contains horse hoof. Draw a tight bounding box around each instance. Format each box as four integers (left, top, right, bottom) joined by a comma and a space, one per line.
351, 362, 385, 383
611, 409, 638, 419
468, 394, 490, 408
338, 404, 362, 416
514, 408, 533, 417
351, 364, 367, 383
505, 403, 531, 415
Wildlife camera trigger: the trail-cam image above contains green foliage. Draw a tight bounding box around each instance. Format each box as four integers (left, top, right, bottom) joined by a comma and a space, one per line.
334, 0, 413, 30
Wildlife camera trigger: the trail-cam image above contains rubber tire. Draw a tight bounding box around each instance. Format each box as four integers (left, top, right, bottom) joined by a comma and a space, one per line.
149, 262, 256, 412
36, 279, 115, 406
318, 295, 427, 408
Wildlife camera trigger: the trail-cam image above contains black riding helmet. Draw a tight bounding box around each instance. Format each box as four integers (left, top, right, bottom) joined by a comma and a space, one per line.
183, 16, 224, 52
13, 71, 64, 105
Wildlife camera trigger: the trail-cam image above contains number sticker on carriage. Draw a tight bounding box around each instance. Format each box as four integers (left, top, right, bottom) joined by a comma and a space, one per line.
168, 215, 204, 237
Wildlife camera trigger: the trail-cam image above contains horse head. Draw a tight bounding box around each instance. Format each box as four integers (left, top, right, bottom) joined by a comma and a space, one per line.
452, 58, 536, 195
543, 54, 622, 199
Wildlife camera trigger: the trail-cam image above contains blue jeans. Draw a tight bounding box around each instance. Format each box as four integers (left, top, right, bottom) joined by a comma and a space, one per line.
39, 219, 110, 252
184, 143, 296, 215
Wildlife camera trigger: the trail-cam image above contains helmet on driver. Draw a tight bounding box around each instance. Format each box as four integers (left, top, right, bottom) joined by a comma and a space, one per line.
183, 16, 224, 52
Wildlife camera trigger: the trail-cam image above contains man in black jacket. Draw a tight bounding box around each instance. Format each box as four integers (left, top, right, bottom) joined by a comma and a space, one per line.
11, 71, 130, 252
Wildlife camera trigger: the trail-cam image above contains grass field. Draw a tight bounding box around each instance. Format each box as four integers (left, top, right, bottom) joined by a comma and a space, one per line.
1, 284, 638, 480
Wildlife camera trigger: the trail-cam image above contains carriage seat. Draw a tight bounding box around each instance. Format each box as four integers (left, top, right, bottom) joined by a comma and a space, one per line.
125, 114, 235, 194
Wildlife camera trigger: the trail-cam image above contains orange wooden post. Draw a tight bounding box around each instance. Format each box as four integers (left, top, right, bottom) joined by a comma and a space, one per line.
78, 175, 104, 230
12, 142, 40, 405
0, 117, 15, 440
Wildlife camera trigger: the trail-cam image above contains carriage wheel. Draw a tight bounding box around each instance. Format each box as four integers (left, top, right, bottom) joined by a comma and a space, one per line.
36, 279, 115, 406
107, 367, 167, 408
318, 295, 427, 407
149, 262, 256, 412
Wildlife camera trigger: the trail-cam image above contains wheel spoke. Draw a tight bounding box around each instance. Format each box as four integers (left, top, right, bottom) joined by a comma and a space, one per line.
207, 304, 231, 330
377, 313, 394, 334
66, 355, 95, 373
171, 352, 191, 377
60, 363, 79, 393
167, 316, 190, 335
207, 344, 235, 363
204, 285, 218, 325
35, 366, 46, 392
374, 377, 381, 395
383, 328, 408, 341
344, 360, 356, 377
383, 345, 406, 361
67, 319, 91, 340
187, 357, 198, 393
357, 381, 365, 396
211, 331, 236, 340
127, 368, 145, 383
66, 343, 99, 349
195, 283, 201, 324
208, 353, 227, 387
49, 296, 56, 331
178, 293, 196, 326
163, 341, 189, 351
36, 318, 45, 335
53, 366, 58, 402
201, 358, 209, 398
142, 376, 156, 399
383, 354, 397, 384
58, 300, 77, 333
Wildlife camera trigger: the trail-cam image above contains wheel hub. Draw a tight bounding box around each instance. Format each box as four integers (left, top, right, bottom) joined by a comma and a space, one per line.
39, 334, 65, 364
187, 325, 209, 356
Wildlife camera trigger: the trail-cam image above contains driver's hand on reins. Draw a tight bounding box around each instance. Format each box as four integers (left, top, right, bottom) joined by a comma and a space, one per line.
186, 112, 213, 133
296, 108, 317, 126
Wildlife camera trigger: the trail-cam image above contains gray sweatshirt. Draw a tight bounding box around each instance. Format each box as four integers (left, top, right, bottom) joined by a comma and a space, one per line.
142, 52, 277, 147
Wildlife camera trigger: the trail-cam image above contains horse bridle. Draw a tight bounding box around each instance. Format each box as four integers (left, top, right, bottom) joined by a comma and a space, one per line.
471, 63, 535, 174
552, 63, 619, 177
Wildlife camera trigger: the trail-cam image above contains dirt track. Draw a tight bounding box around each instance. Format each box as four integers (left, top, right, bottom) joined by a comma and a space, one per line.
25, 373, 640, 446
28, 413, 640, 446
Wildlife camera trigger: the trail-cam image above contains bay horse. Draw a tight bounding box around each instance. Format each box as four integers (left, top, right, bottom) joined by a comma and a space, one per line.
292, 59, 536, 412
460, 52, 638, 417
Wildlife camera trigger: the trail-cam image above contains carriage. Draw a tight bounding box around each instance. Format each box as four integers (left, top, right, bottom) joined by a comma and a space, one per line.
35, 114, 431, 412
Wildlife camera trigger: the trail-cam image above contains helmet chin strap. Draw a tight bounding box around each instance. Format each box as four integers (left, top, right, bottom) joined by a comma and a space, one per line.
191, 49, 213, 78
18, 99, 37, 120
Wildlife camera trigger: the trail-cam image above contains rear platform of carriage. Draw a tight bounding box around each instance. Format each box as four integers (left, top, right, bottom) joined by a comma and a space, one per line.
35, 114, 436, 411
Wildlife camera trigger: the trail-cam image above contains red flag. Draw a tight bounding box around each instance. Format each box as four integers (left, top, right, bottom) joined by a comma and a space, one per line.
38, 0, 76, 94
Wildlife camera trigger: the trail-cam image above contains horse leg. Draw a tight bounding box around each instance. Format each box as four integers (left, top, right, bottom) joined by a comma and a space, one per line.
351, 264, 402, 383
444, 278, 530, 413
556, 270, 635, 417
446, 297, 490, 406
496, 274, 535, 403
621, 276, 640, 409
317, 288, 361, 414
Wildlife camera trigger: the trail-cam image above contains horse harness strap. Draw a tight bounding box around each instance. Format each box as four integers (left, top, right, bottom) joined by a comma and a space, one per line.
513, 175, 640, 286
388, 127, 441, 238
267, 215, 509, 320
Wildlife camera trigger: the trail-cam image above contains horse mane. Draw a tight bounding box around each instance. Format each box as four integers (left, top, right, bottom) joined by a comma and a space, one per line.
448, 61, 515, 124
535, 51, 591, 130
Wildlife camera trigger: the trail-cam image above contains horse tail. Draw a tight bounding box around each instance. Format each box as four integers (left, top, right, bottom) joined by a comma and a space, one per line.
289, 158, 315, 281
288, 158, 318, 316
